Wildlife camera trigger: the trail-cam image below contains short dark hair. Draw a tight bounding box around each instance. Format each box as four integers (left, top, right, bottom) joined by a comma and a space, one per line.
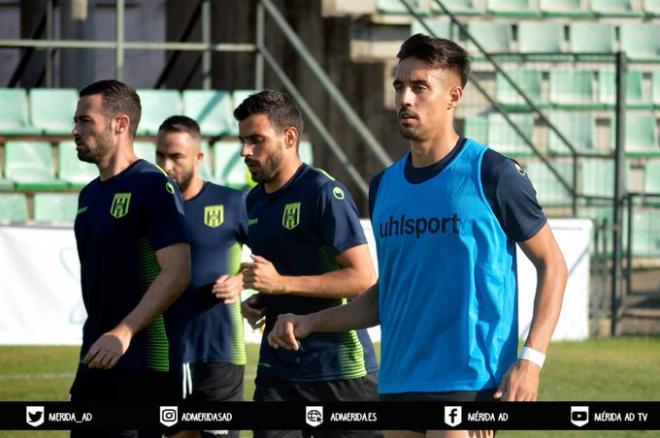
79, 79, 141, 137
158, 115, 201, 139
396, 34, 470, 88
233, 89, 304, 138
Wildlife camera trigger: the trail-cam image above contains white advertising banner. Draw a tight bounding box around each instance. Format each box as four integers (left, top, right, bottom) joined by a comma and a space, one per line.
0, 219, 590, 345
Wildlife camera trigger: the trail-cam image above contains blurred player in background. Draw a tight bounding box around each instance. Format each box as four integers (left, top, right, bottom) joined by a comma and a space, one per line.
235, 90, 382, 438
268, 34, 568, 438
71, 79, 191, 438
156, 115, 248, 438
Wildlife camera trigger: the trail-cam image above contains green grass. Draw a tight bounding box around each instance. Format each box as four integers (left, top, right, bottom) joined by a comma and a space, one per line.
1, 338, 659, 437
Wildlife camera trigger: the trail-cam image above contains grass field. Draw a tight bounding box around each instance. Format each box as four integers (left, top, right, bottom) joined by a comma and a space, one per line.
1, 338, 659, 437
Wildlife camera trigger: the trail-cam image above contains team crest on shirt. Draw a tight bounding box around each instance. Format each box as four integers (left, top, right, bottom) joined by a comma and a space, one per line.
204, 205, 224, 228
110, 193, 131, 218
282, 202, 301, 230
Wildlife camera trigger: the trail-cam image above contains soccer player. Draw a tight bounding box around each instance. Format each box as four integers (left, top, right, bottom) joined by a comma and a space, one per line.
70, 80, 191, 438
156, 115, 247, 438
235, 90, 382, 438
268, 35, 568, 438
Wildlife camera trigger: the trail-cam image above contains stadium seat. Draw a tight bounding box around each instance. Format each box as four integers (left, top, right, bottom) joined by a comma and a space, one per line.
487, 113, 534, 155
598, 70, 650, 109
0, 178, 14, 190
644, 160, 660, 194
624, 114, 659, 157
0, 88, 40, 135
539, 0, 592, 17
495, 69, 544, 110
630, 209, 660, 257
232, 89, 256, 108
462, 116, 488, 143
136, 89, 181, 136
299, 140, 314, 165
524, 159, 574, 206
4, 141, 68, 190
487, 0, 540, 17
644, 0, 660, 15
376, 0, 424, 14
430, 0, 481, 15
549, 69, 596, 108
213, 141, 248, 189
569, 23, 615, 53
591, 0, 642, 16
652, 71, 660, 108
29, 88, 78, 135
467, 20, 513, 54
619, 23, 660, 62
198, 140, 213, 182
58, 141, 98, 188
411, 16, 452, 39
0, 193, 28, 222
517, 21, 563, 53
33, 193, 79, 223
134, 141, 157, 163
581, 159, 615, 198
548, 112, 598, 155
183, 90, 235, 137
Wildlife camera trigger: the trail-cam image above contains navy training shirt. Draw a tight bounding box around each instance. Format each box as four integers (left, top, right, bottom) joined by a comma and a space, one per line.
246, 163, 379, 382
74, 159, 188, 372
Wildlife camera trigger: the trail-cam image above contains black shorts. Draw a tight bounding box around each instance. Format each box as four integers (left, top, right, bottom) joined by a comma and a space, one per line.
69, 366, 180, 438
183, 362, 244, 438
253, 373, 382, 438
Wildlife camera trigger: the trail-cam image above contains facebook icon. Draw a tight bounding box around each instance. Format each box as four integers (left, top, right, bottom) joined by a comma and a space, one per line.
444, 406, 462, 427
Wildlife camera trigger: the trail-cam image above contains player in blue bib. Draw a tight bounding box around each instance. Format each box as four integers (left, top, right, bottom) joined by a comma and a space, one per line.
268, 35, 569, 438
156, 115, 247, 438
235, 90, 381, 438
70, 80, 191, 438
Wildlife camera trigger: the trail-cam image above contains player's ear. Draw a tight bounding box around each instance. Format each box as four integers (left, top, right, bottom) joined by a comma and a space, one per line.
283, 126, 299, 150
113, 114, 130, 135
448, 85, 463, 109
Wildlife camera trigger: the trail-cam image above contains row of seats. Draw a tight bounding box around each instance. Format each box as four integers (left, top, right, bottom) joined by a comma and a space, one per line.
380, 0, 660, 18
496, 69, 660, 111
0, 140, 314, 191
463, 112, 659, 156
413, 18, 660, 61
0, 88, 256, 137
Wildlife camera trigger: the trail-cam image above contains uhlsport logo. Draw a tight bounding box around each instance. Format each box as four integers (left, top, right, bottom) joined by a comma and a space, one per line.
204, 204, 224, 228
26, 406, 45, 427
110, 193, 131, 218
571, 406, 589, 427
282, 202, 301, 230
306, 406, 323, 427
444, 406, 462, 427
160, 406, 179, 427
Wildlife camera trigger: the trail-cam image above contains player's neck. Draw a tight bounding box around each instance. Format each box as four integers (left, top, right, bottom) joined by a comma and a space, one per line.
264, 157, 303, 194
181, 176, 204, 201
97, 140, 138, 181
409, 129, 460, 168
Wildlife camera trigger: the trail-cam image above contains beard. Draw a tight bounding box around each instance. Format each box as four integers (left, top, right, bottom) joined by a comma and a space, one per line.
175, 169, 195, 194
76, 126, 114, 164
248, 145, 283, 184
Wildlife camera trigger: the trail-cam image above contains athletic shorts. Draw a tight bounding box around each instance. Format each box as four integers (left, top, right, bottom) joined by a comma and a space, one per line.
182, 362, 244, 438
253, 373, 383, 438
69, 366, 180, 438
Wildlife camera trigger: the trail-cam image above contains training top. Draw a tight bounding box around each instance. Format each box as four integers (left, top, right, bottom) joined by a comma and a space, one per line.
74, 159, 188, 372
370, 138, 546, 394
246, 163, 378, 382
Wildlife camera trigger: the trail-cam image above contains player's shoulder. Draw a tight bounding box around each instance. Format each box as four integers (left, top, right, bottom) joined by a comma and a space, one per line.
304, 165, 352, 199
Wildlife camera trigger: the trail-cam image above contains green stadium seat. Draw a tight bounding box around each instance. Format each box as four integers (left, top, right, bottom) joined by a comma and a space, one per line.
0, 88, 40, 135
652, 71, 660, 107
591, 0, 642, 16
412, 16, 452, 39
549, 69, 596, 109
524, 160, 574, 206
487, 0, 540, 17
540, 0, 592, 17
487, 113, 534, 155
569, 23, 615, 53
33, 193, 79, 223
4, 141, 67, 190
517, 21, 563, 53
619, 23, 660, 62
183, 90, 235, 137
624, 114, 659, 157
462, 116, 488, 143
548, 112, 598, 155
134, 141, 157, 163
430, 0, 481, 15
29, 88, 78, 135
197, 140, 213, 182
644, 160, 660, 194
232, 89, 256, 108
644, 0, 660, 15
581, 159, 615, 198
213, 141, 248, 189
467, 20, 513, 54
376, 0, 424, 14
57, 141, 98, 188
0, 178, 14, 190
136, 89, 181, 136
495, 69, 544, 110
630, 209, 660, 257
0, 193, 28, 222
299, 140, 314, 164
598, 70, 650, 109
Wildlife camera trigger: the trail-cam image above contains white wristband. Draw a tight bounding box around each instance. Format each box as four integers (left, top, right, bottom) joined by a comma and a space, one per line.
517, 346, 546, 368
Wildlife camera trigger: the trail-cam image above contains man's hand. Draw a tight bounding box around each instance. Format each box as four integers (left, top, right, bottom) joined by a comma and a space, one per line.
241, 295, 266, 329
493, 359, 541, 401
267, 313, 314, 351
241, 255, 285, 294
82, 323, 132, 369
212, 273, 243, 304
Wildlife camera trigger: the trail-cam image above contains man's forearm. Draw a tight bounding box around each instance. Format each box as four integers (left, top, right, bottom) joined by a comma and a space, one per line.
309, 284, 380, 332
525, 259, 567, 353
280, 266, 375, 299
